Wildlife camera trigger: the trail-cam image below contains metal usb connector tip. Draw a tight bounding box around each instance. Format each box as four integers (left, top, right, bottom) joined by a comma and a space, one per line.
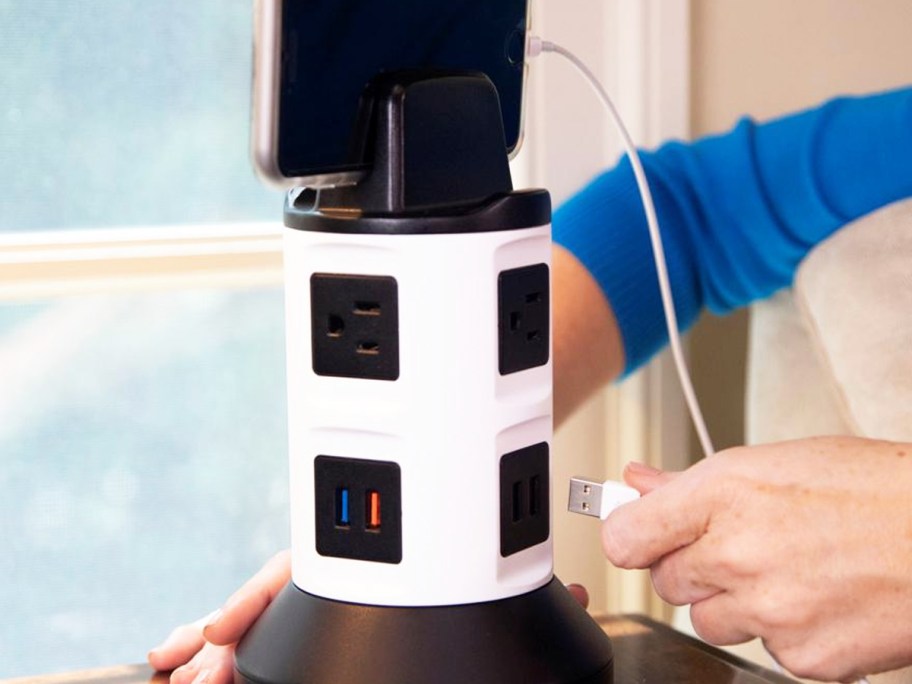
568, 476, 640, 520
568, 477, 604, 518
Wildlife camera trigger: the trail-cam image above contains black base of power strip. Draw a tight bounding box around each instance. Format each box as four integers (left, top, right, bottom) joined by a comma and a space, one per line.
235, 577, 613, 684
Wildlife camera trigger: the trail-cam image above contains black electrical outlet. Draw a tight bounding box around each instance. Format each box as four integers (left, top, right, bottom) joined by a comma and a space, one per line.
310, 273, 399, 381
500, 442, 549, 557
498, 263, 550, 375
314, 455, 402, 564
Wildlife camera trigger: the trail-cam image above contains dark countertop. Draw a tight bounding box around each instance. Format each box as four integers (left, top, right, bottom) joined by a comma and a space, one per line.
3, 614, 796, 684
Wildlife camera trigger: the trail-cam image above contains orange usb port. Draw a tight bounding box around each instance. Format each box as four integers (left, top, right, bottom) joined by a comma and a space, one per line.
366, 490, 381, 530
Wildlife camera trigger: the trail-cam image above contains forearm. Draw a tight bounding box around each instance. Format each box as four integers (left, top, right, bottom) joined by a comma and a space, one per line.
552, 244, 624, 427
554, 86, 912, 375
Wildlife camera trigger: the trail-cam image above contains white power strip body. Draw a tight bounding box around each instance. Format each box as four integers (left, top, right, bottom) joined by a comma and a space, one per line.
283, 218, 554, 607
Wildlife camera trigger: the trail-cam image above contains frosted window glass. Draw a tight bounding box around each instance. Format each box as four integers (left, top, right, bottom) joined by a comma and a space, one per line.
0, 0, 279, 232
0, 287, 289, 677
0, 1, 293, 676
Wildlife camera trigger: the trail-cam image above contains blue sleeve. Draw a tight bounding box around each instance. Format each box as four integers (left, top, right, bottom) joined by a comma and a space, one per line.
553, 86, 912, 375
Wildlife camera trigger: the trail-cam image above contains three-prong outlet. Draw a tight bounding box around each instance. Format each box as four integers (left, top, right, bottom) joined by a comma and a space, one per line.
498, 264, 550, 375
310, 273, 399, 380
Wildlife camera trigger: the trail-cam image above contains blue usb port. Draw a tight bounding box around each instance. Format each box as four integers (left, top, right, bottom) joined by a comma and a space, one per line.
337, 487, 350, 527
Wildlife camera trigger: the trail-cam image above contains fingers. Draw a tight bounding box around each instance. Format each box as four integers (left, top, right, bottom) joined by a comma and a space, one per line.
168, 643, 236, 684
566, 583, 590, 610
649, 549, 720, 606
148, 550, 291, 675
689, 593, 755, 646
148, 618, 208, 672
622, 462, 678, 494
602, 465, 716, 569
203, 550, 291, 646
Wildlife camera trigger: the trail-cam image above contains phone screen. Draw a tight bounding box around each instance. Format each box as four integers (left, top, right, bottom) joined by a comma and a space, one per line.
277, 0, 528, 181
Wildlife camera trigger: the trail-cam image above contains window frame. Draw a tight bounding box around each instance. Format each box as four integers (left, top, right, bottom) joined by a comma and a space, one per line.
0, 222, 283, 301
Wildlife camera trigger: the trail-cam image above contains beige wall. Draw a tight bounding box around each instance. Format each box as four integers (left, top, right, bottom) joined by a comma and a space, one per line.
692, 0, 912, 134
687, 0, 912, 451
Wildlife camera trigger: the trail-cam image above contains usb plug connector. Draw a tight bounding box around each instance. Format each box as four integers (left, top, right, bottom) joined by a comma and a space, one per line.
568, 477, 639, 520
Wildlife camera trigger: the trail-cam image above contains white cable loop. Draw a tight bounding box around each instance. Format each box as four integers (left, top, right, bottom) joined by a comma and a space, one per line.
537, 38, 715, 459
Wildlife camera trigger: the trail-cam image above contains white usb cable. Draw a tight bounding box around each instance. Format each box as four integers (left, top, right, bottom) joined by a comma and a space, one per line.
529, 35, 715, 461
531, 34, 713, 521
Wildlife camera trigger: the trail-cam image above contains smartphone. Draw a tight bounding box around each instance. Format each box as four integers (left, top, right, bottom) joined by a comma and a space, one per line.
251, 0, 531, 189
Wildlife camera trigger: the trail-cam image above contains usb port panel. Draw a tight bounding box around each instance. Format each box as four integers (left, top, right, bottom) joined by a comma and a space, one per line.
315, 456, 401, 564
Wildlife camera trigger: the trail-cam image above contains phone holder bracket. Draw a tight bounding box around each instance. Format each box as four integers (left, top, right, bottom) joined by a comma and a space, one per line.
313, 70, 514, 215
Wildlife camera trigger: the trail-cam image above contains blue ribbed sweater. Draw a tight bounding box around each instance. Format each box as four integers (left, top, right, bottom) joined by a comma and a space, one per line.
553, 86, 912, 374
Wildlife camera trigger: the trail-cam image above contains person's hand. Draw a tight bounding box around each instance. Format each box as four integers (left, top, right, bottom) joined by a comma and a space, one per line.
565, 583, 590, 609
147, 550, 291, 684
147, 548, 590, 684
602, 437, 912, 683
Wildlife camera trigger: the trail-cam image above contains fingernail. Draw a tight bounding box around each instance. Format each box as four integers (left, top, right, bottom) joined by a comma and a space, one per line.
204, 608, 223, 629
565, 583, 590, 609
171, 664, 195, 684
192, 669, 212, 684
625, 461, 662, 476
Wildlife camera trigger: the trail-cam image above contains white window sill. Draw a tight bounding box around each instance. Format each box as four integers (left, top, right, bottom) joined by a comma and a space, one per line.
0, 223, 284, 300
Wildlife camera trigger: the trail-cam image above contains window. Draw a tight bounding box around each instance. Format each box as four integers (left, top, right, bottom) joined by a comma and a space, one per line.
1, 0, 276, 233
1, 2, 288, 677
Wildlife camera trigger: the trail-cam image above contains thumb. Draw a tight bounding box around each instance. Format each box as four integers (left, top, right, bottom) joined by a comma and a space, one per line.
623, 461, 678, 494
602, 466, 711, 570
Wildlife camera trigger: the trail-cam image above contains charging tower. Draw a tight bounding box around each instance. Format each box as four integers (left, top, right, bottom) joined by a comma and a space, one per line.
235, 72, 614, 684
